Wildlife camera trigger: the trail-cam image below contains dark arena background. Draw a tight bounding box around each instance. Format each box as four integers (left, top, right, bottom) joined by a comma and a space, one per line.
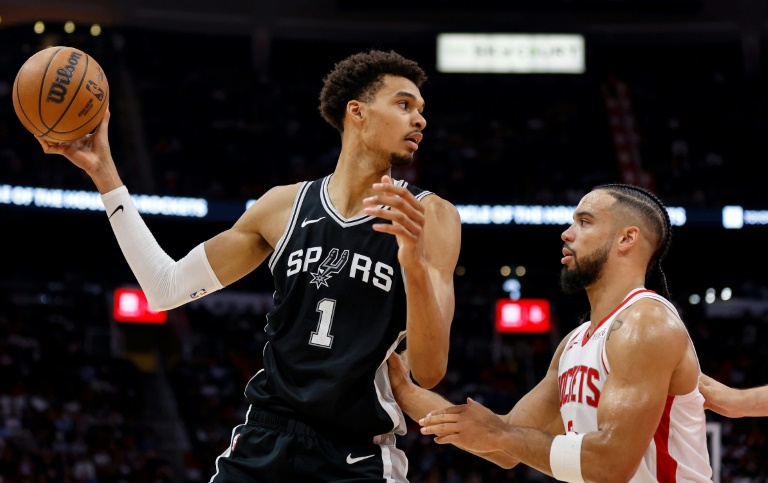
2, 0, 768, 481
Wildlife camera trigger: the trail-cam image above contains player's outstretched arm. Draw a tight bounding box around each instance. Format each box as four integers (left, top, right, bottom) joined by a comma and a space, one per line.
700, 374, 768, 418
365, 175, 461, 388
38, 109, 296, 311
97, 182, 296, 311
420, 303, 692, 481
404, 332, 568, 469
388, 351, 520, 469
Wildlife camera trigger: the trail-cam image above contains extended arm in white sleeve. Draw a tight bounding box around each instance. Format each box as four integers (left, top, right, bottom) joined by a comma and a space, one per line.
101, 186, 224, 311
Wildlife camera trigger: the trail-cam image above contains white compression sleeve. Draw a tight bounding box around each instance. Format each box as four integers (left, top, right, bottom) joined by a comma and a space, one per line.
101, 186, 224, 311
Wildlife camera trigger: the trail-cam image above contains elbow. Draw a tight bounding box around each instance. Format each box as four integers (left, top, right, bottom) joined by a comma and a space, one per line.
144, 295, 162, 313
407, 344, 449, 389
147, 300, 171, 313
580, 438, 640, 483
411, 365, 447, 390
144, 293, 174, 313
585, 462, 638, 483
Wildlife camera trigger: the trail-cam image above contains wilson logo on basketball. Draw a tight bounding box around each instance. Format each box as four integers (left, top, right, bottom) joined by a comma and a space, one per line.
46, 51, 83, 104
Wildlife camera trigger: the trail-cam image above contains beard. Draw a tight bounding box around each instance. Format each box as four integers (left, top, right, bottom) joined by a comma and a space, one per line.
560, 242, 611, 294
390, 152, 414, 167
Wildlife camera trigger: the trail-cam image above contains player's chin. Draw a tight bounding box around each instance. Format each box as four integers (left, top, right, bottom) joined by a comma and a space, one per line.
390, 152, 414, 167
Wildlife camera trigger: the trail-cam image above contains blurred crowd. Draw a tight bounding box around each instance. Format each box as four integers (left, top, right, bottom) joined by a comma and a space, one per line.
2, 22, 768, 483
2, 270, 768, 482
0, 274, 174, 482
1, 27, 766, 208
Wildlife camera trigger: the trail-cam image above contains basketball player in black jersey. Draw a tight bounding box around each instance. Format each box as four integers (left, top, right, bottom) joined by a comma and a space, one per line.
35, 50, 461, 481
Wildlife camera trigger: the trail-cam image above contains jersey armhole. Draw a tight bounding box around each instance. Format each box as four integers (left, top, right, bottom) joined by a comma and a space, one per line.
268, 181, 311, 272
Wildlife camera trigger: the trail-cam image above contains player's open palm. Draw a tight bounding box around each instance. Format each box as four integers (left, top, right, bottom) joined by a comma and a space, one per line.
36, 108, 113, 174
364, 175, 426, 270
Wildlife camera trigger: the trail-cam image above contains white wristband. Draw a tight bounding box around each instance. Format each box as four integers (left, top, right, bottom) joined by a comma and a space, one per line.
550, 433, 585, 483
101, 186, 223, 311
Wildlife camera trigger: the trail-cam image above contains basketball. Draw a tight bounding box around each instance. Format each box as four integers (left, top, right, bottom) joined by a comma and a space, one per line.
12, 46, 109, 143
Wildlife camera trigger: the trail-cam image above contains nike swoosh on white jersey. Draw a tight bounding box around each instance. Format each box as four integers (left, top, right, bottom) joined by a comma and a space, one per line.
346, 453, 375, 464
301, 217, 326, 228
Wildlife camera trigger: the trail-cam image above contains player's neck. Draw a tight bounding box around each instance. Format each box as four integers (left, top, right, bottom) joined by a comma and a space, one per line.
328, 160, 392, 219
585, 275, 646, 327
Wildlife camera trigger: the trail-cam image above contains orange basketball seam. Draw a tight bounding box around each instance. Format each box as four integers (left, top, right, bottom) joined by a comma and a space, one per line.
13, 46, 65, 135
40, 51, 91, 137
36, 46, 65, 132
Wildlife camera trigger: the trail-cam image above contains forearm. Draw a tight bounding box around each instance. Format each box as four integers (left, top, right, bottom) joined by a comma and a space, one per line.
397, 384, 521, 469
493, 426, 558, 477
102, 186, 223, 310
394, 379, 452, 422
404, 263, 451, 388
729, 386, 768, 417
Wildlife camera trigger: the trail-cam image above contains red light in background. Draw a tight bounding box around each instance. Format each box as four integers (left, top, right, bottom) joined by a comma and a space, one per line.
495, 299, 550, 333
113, 288, 167, 324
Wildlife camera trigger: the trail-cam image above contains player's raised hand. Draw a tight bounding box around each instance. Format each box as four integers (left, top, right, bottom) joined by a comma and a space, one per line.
36, 109, 123, 193
363, 175, 426, 269
36, 108, 113, 174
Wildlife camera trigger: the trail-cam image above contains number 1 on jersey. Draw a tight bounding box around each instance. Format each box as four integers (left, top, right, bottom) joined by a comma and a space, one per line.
310, 298, 336, 348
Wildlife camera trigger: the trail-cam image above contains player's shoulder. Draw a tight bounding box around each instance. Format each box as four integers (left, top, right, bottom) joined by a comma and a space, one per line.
606, 297, 691, 371
420, 192, 460, 223
240, 183, 304, 227
623, 297, 681, 325
614, 297, 688, 343
251, 182, 304, 209
236, 182, 306, 241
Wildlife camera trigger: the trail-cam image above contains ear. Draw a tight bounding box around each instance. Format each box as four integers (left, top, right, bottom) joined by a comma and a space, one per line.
617, 226, 640, 254
347, 100, 364, 121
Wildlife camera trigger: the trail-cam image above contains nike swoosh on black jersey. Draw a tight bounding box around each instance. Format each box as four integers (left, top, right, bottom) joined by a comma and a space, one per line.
301, 216, 325, 228
109, 205, 124, 219
346, 454, 375, 464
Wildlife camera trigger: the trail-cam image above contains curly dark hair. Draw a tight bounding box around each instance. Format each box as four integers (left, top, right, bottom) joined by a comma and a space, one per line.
318, 49, 427, 132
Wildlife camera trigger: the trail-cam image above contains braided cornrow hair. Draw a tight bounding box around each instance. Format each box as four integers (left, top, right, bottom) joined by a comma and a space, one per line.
594, 183, 673, 301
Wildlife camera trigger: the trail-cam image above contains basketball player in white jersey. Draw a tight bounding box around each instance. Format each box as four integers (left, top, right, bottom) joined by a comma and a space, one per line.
699, 374, 768, 417
389, 184, 713, 482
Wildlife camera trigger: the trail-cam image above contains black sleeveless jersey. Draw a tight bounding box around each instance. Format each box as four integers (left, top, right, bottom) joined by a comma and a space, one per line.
245, 175, 433, 440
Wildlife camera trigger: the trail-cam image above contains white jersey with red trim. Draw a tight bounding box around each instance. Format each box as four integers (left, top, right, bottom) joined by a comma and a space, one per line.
557, 288, 712, 482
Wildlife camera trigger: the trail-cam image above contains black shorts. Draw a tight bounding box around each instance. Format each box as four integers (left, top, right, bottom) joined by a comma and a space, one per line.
210, 407, 409, 482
